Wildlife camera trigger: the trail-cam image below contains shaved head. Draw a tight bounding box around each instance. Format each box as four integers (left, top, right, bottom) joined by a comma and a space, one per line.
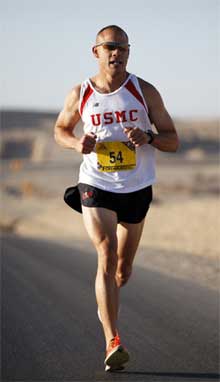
96, 25, 129, 44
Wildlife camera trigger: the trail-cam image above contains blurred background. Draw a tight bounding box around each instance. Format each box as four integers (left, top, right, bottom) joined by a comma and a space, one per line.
1, 0, 219, 290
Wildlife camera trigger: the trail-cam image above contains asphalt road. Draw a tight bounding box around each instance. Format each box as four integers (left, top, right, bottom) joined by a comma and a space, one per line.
2, 234, 220, 382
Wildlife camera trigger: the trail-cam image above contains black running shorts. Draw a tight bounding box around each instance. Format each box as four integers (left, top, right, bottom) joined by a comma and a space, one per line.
77, 183, 153, 224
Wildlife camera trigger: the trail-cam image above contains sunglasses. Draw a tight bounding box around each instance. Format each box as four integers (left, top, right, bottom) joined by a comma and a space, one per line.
95, 41, 130, 52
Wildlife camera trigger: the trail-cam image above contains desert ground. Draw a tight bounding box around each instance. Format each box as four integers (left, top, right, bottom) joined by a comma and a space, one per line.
1, 111, 219, 291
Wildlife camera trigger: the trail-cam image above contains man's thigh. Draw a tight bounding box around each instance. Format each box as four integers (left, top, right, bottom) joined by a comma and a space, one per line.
82, 206, 118, 251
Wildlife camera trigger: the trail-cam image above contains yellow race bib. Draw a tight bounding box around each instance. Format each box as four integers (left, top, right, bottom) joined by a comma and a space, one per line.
96, 141, 136, 172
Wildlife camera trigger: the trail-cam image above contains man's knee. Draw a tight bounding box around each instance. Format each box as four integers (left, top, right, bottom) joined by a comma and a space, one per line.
116, 268, 132, 287
96, 238, 117, 275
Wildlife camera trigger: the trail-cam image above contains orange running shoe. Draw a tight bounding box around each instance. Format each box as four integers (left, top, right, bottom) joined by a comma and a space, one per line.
104, 335, 129, 371
105, 364, 125, 372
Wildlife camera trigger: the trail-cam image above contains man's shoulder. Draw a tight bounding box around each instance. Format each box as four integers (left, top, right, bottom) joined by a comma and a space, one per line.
137, 76, 161, 104
70, 83, 81, 97
62, 84, 81, 112
136, 76, 158, 95
66, 83, 81, 102
135, 76, 163, 113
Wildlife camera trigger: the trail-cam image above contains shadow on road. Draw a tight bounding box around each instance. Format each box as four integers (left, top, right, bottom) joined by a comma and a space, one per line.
2, 233, 219, 381
120, 371, 220, 380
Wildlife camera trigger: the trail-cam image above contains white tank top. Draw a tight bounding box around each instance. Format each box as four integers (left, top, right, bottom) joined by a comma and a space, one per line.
78, 73, 156, 193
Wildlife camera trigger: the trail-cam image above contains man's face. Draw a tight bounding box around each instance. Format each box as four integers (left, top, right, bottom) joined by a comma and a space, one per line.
93, 29, 130, 75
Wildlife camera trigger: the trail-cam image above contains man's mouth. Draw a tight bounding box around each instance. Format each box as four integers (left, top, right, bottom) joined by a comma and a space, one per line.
109, 60, 122, 66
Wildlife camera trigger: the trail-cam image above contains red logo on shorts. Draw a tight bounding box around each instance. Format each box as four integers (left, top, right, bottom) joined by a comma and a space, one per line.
82, 191, 93, 201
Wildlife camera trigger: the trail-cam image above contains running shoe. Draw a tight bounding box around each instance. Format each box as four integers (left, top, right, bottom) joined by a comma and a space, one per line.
105, 364, 125, 372
104, 335, 129, 371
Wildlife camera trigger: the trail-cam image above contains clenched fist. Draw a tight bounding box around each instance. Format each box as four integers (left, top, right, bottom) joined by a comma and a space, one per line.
124, 127, 148, 147
76, 133, 97, 154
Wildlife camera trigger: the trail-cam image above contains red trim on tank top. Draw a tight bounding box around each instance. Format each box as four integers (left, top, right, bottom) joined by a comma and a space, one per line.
125, 80, 148, 113
80, 84, 94, 115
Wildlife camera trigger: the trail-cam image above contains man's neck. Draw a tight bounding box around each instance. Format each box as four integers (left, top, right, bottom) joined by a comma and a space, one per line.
91, 72, 129, 93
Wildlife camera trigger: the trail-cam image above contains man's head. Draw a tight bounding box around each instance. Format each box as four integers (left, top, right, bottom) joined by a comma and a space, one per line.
92, 25, 130, 75
95, 25, 129, 45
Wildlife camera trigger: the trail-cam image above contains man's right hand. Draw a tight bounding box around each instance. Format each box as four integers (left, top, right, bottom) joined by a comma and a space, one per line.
76, 133, 97, 154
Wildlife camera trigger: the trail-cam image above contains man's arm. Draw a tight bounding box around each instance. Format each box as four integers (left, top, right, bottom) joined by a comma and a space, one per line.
54, 85, 96, 154
140, 79, 179, 152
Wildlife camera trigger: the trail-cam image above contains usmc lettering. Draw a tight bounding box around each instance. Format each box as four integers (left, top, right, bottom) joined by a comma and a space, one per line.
90, 109, 138, 126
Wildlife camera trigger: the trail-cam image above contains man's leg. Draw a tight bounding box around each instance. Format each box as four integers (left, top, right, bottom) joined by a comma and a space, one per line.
116, 219, 145, 288
81, 206, 119, 346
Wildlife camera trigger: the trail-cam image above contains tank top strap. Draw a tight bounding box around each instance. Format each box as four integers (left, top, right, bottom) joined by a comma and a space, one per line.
79, 79, 94, 116
125, 74, 149, 115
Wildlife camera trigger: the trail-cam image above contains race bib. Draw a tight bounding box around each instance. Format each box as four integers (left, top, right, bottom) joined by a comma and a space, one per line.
96, 141, 136, 172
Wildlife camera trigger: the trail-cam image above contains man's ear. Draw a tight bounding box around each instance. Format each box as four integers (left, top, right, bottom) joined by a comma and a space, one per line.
92, 46, 99, 58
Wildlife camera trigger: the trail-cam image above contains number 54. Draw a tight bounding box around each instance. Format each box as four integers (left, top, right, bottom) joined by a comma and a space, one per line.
109, 151, 123, 163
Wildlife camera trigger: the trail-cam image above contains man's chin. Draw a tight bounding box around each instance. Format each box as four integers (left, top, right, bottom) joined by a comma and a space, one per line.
108, 65, 125, 75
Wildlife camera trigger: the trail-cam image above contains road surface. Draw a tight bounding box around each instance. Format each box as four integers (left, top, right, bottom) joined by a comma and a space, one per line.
2, 234, 219, 382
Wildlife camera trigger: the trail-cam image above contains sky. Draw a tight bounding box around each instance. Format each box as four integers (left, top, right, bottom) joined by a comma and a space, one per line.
1, 0, 219, 118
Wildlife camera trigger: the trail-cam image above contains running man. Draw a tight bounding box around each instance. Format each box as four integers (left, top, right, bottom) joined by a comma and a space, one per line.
54, 25, 179, 371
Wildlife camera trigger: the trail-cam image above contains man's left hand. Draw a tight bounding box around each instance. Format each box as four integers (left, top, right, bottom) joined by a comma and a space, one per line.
124, 127, 148, 147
